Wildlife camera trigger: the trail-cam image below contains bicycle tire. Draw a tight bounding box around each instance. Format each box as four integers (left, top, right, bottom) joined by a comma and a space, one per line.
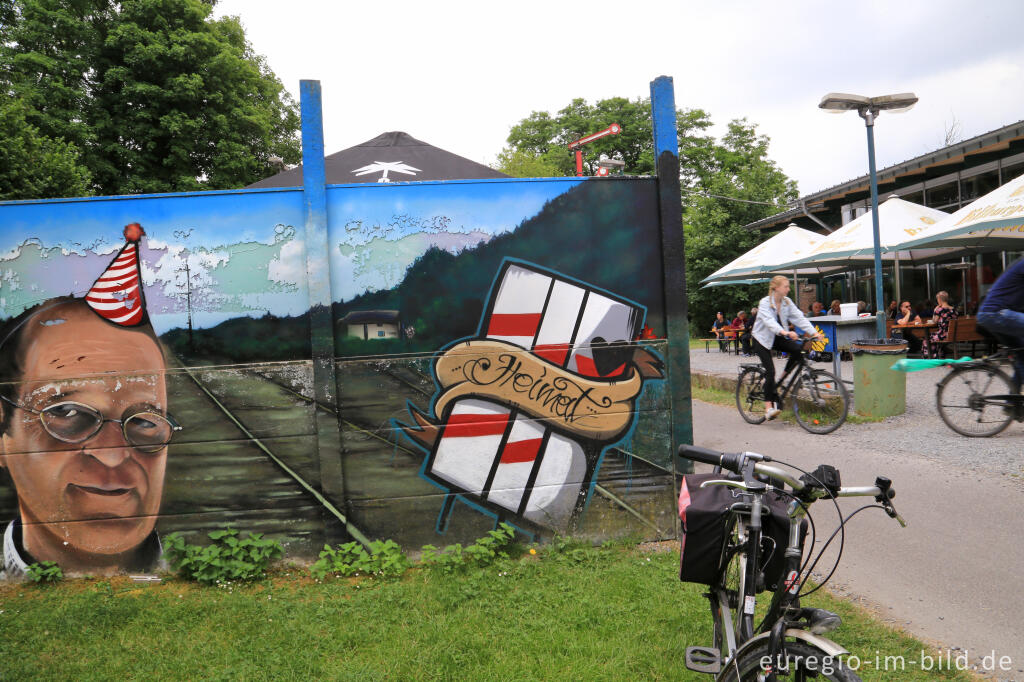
936, 364, 1015, 437
712, 514, 749, 655
792, 369, 848, 435
736, 367, 767, 425
718, 639, 862, 681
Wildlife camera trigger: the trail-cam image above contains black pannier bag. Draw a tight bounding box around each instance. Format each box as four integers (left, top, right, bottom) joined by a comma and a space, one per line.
678, 472, 807, 591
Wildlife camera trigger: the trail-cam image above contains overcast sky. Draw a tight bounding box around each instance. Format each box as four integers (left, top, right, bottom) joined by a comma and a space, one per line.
213, 0, 1024, 196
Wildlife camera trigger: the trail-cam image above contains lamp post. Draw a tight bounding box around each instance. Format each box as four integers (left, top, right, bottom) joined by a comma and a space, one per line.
819, 92, 918, 338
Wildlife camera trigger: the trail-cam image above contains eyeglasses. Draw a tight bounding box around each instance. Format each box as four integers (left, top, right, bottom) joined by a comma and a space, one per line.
1, 394, 181, 453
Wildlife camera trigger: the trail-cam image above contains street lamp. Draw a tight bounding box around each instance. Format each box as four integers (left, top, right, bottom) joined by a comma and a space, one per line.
820, 92, 918, 338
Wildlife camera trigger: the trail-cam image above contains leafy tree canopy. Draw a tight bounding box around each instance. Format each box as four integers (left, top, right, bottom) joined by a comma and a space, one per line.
498, 98, 800, 335
684, 119, 798, 333
497, 96, 715, 184
0, 99, 92, 200
0, 0, 300, 197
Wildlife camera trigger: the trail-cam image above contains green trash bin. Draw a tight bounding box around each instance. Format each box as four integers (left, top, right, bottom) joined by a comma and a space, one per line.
850, 338, 908, 418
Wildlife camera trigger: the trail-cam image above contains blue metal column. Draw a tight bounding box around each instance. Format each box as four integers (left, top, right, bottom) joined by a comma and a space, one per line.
300, 80, 351, 543
865, 116, 886, 339
650, 76, 693, 472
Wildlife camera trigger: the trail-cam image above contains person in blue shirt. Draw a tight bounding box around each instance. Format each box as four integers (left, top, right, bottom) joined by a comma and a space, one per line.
977, 257, 1024, 391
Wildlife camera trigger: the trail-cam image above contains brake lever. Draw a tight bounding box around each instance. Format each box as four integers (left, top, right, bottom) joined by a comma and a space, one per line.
700, 479, 754, 492
874, 476, 907, 527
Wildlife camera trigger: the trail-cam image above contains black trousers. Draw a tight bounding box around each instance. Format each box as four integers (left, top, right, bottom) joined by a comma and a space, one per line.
752, 335, 805, 405
739, 331, 752, 355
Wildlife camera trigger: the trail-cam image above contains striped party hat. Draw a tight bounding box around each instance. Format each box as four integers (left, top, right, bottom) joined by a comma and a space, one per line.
85, 223, 149, 327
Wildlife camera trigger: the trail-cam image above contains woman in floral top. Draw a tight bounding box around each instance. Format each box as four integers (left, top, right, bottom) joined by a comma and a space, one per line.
929, 290, 958, 357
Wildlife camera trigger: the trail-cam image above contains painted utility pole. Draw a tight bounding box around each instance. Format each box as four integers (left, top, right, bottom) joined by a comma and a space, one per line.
175, 259, 194, 348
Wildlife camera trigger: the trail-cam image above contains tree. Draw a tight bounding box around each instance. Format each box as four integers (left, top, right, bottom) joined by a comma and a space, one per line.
492, 147, 564, 178
499, 96, 715, 184
0, 99, 92, 200
684, 119, 798, 334
0, 0, 300, 197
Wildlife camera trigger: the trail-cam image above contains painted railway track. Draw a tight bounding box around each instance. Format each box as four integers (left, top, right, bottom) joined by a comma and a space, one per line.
175, 360, 372, 547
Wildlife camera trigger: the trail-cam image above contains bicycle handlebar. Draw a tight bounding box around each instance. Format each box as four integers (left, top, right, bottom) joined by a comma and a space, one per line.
678, 444, 906, 525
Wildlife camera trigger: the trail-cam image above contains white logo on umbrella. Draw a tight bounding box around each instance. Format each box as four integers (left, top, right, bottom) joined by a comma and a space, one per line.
351, 161, 422, 183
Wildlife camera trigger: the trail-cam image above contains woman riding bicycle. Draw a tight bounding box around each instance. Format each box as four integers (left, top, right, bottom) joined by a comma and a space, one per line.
752, 275, 822, 420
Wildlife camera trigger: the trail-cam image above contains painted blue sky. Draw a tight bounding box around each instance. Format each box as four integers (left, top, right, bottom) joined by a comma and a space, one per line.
0, 179, 580, 332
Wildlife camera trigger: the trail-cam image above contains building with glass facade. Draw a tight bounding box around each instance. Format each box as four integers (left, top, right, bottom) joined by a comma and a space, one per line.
744, 120, 1024, 314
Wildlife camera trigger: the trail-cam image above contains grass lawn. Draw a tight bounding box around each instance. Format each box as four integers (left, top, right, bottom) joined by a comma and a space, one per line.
0, 543, 972, 681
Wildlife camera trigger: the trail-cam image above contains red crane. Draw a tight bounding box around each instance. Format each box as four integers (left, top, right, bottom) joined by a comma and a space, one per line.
567, 123, 621, 177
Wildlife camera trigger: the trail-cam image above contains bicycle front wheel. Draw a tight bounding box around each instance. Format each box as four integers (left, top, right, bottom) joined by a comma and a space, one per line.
719, 639, 862, 681
792, 369, 849, 434
713, 514, 751, 656
936, 365, 1015, 437
736, 367, 767, 424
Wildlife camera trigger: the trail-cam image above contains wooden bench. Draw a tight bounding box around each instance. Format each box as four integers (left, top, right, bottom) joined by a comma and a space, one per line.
699, 336, 738, 353
931, 316, 995, 358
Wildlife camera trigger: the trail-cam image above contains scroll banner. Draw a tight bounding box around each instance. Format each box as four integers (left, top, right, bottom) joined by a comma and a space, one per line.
411, 339, 664, 445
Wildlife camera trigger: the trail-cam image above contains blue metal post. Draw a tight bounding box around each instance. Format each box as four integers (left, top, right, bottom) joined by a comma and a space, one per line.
300, 80, 353, 542
650, 76, 693, 470
864, 112, 886, 339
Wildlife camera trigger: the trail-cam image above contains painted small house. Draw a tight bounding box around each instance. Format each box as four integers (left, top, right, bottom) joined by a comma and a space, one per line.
340, 310, 401, 339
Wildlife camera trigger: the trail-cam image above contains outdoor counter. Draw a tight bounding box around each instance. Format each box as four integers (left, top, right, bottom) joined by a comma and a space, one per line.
808, 315, 878, 381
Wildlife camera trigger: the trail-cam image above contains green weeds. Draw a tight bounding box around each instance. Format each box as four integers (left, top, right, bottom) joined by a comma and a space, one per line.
164, 528, 283, 585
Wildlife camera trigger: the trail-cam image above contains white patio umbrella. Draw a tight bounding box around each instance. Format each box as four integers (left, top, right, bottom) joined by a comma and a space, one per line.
700, 278, 770, 289
700, 224, 827, 284
773, 197, 952, 272
772, 197, 956, 301
890, 171, 1024, 253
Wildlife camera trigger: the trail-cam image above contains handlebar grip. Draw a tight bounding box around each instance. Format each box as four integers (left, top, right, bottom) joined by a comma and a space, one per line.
677, 445, 744, 473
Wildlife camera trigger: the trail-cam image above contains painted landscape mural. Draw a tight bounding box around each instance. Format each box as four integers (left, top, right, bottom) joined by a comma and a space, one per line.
0, 177, 675, 577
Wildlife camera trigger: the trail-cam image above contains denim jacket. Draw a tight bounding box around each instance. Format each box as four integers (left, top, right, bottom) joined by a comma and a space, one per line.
752, 295, 816, 349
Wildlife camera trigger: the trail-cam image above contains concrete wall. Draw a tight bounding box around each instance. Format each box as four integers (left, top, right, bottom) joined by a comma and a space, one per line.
0, 176, 680, 577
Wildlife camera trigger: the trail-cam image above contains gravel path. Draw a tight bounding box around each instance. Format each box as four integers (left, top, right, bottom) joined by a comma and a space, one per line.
689, 348, 1024, 678
690, 347, 1024, 480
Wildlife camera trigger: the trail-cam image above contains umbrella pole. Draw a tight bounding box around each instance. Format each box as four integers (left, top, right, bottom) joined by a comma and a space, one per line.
894, 254, 901, 303
793, 269, 799, 308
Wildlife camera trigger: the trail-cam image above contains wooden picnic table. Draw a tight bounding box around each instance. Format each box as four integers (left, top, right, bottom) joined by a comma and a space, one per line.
708, 326, 745, 353
891, 321, 937, 356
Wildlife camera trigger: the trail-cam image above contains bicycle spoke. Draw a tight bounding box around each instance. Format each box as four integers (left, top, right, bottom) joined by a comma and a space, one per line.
937, 366, 1015, 437
793, 370, 848, 434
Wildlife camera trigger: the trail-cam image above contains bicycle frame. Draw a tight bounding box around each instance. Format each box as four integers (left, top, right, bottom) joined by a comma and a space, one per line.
742, 351, 811, 407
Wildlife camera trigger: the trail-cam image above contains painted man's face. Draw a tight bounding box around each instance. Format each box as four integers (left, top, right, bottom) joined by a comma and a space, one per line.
0, 306, 168, 562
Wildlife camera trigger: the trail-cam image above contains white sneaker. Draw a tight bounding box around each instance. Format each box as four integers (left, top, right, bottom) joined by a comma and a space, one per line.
765, 406, 782, 421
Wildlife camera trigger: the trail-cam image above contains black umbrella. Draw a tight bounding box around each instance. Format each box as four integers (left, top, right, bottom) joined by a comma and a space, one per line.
247, 131, 508, 188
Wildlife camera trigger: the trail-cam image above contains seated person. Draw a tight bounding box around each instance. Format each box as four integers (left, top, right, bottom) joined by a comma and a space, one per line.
829, 300, 842, 315
929, 291, 959, 358
711, 311, 730, 351
810, 301, 825, 317
887, 300, 899, 320
732, 310, 753, 355
856, 300, 867, 315
890, 300, 923, 354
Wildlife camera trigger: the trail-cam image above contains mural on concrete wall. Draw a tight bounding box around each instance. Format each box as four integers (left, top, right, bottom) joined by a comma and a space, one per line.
332, 179, 675, 546
0, 177, 675, 576
398, 260, 664, 536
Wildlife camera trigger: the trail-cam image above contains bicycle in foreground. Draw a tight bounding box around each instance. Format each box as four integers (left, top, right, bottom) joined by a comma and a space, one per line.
936, 345, 1024, 437
678, 444, 906, 681
735, 340, 849, 434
